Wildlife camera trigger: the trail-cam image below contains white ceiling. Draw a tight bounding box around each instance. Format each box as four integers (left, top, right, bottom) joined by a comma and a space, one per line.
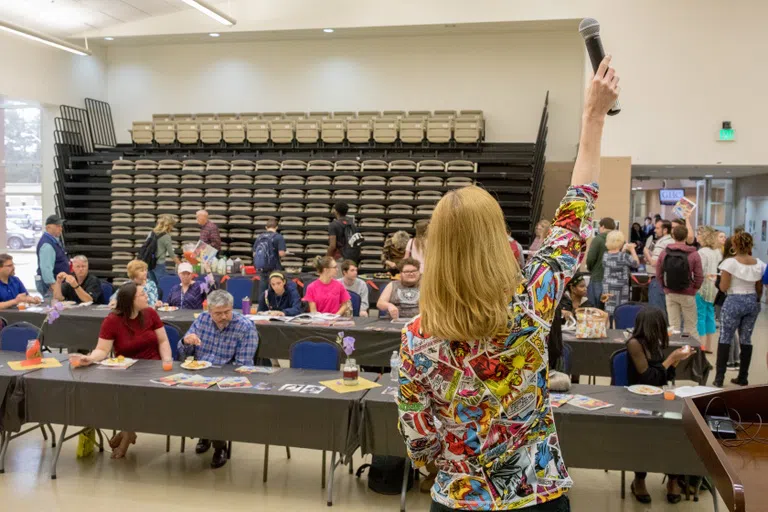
0, 0, 188, 38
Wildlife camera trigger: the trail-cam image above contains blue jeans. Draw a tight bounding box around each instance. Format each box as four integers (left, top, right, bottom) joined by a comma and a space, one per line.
648, 278, 667, 320
719, 294, 760, 345
151, 262, 169, 285
35, 277, 52, 298
587, 280, 603, 309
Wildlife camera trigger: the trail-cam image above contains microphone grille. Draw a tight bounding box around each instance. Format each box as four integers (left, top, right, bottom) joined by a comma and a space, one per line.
578, 18, 600, 39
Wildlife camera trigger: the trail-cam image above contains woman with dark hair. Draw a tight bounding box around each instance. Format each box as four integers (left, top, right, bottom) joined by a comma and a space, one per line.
630, 222, 645, 252
559, 272, 594, 318
713, 232, 765, 386
627, 307, 694, 504
716, 237, 739, 369
302, 256, 351, 315
69, 282, 173, 458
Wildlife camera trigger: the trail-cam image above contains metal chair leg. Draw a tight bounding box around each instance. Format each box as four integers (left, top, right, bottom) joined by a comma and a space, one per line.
39, 425, 48, 441
166, 436, 170, 453
322, 450, 327, 489
620, 471, 625, 499
50, 425, 67, 480
47, 424, 56, 447
285, 446, 291, 459
400, 459, 411, 512
263, 445, 270, 483
349, 454, 353, 475
94, 429, 104, 452
0, 431, 9, 474
181, 437, 186, 453
227, 441, 232, 459
327, 451, 337, 506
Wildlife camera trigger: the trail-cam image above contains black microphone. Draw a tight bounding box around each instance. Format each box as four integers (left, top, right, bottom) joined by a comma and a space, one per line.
578, 18, 620, 116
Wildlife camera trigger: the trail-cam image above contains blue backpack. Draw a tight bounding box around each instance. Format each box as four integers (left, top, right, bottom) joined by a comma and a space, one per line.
253, 232, 278, 271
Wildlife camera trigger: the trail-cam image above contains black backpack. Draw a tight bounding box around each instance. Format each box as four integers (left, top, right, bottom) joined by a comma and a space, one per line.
355, 455, 414, 495
662, 249, 691, 292
340, 220, 364, 263
137, 232, 159, 269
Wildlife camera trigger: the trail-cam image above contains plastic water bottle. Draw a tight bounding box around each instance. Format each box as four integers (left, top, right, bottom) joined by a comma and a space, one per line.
226, 257, 234, 274
390, 351, 401, 382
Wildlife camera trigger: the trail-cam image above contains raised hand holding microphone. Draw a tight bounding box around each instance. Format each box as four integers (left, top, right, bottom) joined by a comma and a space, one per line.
579, 18, 621, 115
571, 54, 620, 186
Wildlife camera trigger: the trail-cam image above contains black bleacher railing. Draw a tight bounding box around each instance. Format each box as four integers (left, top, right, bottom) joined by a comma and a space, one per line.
53, 100, 548, 281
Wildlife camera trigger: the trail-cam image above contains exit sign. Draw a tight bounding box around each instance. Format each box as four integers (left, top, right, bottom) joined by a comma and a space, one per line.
719, 128, 735, 141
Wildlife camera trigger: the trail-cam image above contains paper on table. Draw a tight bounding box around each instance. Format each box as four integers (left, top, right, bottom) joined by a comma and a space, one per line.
319, 377, 381, 394
673, 385, 720, 398
7, 358, 62, 371
22, 306, 45, 313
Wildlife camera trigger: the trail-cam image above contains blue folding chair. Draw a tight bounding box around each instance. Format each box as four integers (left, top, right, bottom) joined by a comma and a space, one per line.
0, 322, 39, 352
100, 282, 113, 305
158, 275, 181, 303
0, 321, 55, 463
609, 347, 630, 497
224, 277, 255, 309
560, 342, 573, 375
267, 339, 344, 490
613, 303, 644, 330
163, 323, 182, 362
348, 291, 361, 317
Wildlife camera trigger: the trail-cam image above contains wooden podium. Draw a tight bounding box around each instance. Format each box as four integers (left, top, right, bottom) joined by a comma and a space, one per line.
683, 385, 768, 512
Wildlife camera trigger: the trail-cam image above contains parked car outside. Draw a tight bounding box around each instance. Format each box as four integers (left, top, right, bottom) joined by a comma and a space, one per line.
6, 220, 39, 250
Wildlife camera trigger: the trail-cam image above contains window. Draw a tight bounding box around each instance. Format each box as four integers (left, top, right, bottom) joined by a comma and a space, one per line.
2, 103, 43, 290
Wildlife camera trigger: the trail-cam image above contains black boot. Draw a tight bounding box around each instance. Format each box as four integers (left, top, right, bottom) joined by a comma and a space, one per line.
731, 344, 752, 386
713, 344, 730, 387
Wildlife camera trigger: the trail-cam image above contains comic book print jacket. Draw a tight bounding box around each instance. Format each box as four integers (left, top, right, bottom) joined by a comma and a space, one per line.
397, 184, 598, 510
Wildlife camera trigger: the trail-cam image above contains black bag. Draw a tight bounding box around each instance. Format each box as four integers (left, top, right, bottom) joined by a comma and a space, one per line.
340, 220, 364, 263
355, 455, 414, 495
137, 232, 159, 269
662, 249, 691, 292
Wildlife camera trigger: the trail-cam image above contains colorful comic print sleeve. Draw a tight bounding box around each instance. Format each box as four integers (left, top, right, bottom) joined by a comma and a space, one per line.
524, 183, 598, 324
397, 323, 441, 468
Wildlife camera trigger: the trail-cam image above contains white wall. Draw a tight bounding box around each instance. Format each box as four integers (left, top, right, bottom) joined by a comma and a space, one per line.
106, 31, 585, 160
0, 32, 107, 106
94, 0, 768, 166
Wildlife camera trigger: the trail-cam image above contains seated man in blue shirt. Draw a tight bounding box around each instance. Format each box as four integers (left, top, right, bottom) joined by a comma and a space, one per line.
0, 253, 42, 310
178, 289, 258, 469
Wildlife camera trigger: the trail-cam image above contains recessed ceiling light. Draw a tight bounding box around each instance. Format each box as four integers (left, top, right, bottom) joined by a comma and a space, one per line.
323, 28, 334, 33
209, 33, 220, 37
705, 174, 713, 178
104, 37, 114, 41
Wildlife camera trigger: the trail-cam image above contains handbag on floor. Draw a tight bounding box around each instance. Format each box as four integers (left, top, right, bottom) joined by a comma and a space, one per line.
356, 455, 414, 495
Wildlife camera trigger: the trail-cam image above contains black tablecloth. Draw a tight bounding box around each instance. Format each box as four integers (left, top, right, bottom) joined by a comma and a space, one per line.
1, 309, 404, 366
21, 361, 378, 457
0, 351, 67, 432
360, 384, 707, 475
563, 330, 712, 384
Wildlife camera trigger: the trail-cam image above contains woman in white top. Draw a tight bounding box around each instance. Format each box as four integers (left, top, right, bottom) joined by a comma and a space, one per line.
404, 219, 428, 271
696, 227, 723, 352
713, 232, 765, 387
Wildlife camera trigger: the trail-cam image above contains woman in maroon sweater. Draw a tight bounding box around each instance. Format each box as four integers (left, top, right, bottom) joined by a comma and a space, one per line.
69, 282, 173, 458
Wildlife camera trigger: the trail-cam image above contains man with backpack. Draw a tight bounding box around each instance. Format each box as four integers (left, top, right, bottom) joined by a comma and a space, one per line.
253, 217, 286, 297
656, 224, 704, 341
327, 202, 363, 276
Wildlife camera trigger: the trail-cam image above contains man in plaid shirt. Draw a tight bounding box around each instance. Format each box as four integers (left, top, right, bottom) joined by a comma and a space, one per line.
196, 210, 222, 250
179, 289, 258, 468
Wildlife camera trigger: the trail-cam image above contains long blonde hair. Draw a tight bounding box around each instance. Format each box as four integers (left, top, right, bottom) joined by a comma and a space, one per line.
413, 219, 429, 254
153, 214, 176, 235
420, 186, 521, 341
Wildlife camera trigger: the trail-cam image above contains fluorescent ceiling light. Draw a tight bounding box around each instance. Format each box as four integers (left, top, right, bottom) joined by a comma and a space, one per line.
209, 33, 220, 37
705, 174, 713, 178
323, 28, 335, 33
180, 0, 236, 26
0, 20, 91, 56
104, 37, 114, 41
